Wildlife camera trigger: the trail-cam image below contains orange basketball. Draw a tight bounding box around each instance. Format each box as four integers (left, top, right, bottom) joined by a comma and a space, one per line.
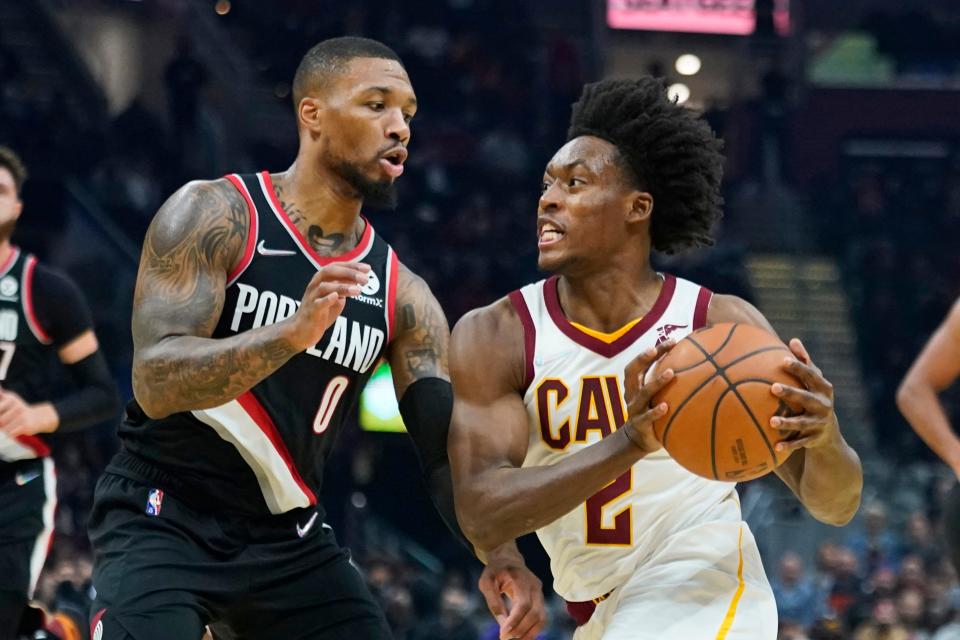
648, 323, 801, 482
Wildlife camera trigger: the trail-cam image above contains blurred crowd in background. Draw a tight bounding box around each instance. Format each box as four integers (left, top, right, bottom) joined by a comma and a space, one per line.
2, 0, 960, 638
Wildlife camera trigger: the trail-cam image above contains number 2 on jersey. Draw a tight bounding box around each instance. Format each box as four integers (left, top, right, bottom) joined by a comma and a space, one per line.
585, 469, 632, 546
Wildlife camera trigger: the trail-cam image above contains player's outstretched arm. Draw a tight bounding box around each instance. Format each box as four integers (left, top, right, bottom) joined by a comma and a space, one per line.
386, 262, 460, 536
449, 298, 672, 552
897, 298, 960, 477
708, 294, 862, 526
132, 179, 366, 419
387, 266, 546, 640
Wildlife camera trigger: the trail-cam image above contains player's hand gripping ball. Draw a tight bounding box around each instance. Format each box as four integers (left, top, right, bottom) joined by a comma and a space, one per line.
645, 323, 802, 481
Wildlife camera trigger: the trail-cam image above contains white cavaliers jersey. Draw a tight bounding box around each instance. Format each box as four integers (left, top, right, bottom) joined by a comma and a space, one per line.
510, 274, 740, 602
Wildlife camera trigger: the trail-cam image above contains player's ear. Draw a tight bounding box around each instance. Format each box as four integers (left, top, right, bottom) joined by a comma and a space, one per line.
297, 97, 324, 135
11, 198, 22, 219
626, 191, 653, 224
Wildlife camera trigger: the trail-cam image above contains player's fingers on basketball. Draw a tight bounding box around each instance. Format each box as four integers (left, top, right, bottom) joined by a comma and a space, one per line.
776, 434, 817, 453
631, 367, 675, 408
626, 340, 675, 378
783, 357, 831, 396
788, 337, 812, 364
770, 414, 821, 431
623, 347, 656, 389
771, 383, 831, 413
624, 404, 668, 441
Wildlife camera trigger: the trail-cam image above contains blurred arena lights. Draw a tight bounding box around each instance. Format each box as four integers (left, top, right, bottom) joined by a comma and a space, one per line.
675, 54, 701, 76
667, 83, 690, 104
214, 0, 231, 16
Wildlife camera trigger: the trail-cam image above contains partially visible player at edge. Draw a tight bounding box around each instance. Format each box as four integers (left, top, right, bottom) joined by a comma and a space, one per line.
0, 146, 120, 639
898, 299, 960, 574
449, 78, 863, 639
88, 37, 543, 640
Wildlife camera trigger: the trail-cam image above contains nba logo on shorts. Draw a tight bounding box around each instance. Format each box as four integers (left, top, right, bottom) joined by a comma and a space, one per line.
145, 488, 164, 516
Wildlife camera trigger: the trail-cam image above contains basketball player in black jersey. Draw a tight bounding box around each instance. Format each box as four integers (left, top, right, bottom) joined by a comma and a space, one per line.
88, 37, 544, 640
448, 78, 862, 635
0, 147, 120, 639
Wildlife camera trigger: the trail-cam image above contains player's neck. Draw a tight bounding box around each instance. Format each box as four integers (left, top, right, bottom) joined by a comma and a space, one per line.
0, 240, 13, 267
558, 264, 663, 333
271, 162, 367, 258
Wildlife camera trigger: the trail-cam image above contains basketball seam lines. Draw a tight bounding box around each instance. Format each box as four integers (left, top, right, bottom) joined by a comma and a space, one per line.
670, 323, 740, 374
686, 335, 780, 471
710, 385, 732, 480
660, 324, 739, 447
659, 325, 791, 464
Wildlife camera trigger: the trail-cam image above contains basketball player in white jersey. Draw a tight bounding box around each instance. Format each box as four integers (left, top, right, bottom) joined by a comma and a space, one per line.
448, 77, 863, 639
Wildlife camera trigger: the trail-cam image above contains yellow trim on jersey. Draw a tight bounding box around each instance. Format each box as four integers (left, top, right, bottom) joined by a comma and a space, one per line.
715, 526, 745, 640
569, 317, 643, 343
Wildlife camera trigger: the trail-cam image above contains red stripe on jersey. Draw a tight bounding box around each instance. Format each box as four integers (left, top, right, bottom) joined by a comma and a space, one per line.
0, 246, 20, 277
507, 291, 536, 392
543, 274, 676, 358
260, 171, 374, 267
386, 249, 399, 342
235, 391, 317, 505
17, 435, 50, 457
224, 174, 259, 286
90, 608, 106, 637
693, 286, 713, 330
22, 256, 52, 344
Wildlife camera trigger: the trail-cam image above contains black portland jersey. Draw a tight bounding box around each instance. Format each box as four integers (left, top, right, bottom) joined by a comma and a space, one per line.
117, 172, 399, 516
0, 249, 67, 462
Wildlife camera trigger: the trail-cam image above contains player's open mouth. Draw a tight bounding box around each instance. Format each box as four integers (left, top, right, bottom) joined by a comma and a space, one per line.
379, 148, 407, 178
538, 221, 565, 247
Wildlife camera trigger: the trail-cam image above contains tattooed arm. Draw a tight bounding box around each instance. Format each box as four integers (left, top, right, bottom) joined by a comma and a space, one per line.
132, 179, 367, 419
388, 263, 449, 394
387, 266, 547, 640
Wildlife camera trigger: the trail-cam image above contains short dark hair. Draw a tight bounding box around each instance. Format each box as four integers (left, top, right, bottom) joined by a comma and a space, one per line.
567, 77, 724, 254
0, 146, 27, 195
292, 36, 403, 108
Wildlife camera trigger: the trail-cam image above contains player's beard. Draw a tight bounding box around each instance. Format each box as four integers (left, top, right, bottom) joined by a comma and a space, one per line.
0, 220, 16, 244
334, 159, 399, 210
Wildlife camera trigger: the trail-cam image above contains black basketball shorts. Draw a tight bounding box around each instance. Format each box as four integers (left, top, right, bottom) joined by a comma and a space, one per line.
0, 457, 56, 640
0, 457, 57, 599
88, 472, 391, 640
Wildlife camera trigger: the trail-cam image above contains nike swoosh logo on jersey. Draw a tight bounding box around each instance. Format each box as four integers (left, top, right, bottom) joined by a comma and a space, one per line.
534, 351, 575, 367
15, 470, 40, 486
257, 240, 297, 256
297, 512, 319, 538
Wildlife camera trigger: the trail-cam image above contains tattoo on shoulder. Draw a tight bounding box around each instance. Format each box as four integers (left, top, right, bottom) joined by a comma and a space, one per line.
134, 179, 249, 332
393, 264, 450, 384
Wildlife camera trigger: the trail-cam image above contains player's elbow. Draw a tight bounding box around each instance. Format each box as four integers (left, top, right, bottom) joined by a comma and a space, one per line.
133, 391, 171, 421
895, 380, 919, 416
460, 516, 511, 552
813, 483, 862, 527
132, 367, 173, 420
817, 503, 859, 527
456, 494, 512, 551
